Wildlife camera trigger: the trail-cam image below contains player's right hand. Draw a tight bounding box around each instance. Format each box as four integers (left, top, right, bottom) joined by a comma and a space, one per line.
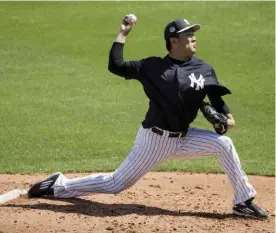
120, 15, 137, 36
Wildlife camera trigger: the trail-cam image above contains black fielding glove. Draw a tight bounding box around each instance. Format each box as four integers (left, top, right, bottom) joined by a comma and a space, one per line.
200, 101, 228, 135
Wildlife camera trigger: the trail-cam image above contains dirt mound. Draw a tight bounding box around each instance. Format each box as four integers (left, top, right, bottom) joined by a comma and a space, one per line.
0, 172, 274, 233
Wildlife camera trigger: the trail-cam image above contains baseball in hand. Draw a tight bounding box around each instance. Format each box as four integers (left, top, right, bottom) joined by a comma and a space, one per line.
126, 14, 137, 24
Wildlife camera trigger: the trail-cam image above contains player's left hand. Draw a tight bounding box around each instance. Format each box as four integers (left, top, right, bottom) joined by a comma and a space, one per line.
200, 101, 228, 135
213, 122, 227, 135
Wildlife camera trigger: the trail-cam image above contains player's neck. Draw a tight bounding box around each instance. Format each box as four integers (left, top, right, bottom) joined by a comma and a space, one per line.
168, 52, 192, 62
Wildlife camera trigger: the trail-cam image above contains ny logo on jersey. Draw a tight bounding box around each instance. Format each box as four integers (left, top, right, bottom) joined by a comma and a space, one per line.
188, 73, 205, 90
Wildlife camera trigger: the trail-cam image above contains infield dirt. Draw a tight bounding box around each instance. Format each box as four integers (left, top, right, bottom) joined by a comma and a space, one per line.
0, 172, 274, 233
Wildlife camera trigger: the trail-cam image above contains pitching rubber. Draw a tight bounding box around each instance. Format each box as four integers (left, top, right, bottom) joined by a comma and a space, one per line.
0, 189, 28, 205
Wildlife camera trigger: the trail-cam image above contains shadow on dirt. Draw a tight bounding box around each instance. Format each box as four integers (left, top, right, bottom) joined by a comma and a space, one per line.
3, 197, 241, 220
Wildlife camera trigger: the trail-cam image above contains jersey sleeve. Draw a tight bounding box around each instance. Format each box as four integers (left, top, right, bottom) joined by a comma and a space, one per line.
204, 67, 231, 114
108, 42, 146, 80
204, 67, 232, 97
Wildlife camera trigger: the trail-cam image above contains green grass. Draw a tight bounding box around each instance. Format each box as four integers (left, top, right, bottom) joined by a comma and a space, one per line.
0, 2, 274, 176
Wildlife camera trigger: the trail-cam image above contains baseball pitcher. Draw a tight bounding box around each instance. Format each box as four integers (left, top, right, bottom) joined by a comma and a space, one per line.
27, 14, 268, 219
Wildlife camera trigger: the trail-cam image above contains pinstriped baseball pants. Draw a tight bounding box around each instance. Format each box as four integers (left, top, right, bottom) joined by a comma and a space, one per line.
53, 126, 256, 205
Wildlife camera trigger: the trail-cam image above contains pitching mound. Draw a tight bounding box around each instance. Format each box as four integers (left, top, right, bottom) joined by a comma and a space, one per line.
0, 172, 274, 233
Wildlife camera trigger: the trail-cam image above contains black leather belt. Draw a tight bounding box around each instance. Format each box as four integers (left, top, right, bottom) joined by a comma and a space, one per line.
151, 127, 187, 138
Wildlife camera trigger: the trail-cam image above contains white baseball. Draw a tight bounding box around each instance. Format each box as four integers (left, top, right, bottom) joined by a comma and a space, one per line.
127, 14, 137, 23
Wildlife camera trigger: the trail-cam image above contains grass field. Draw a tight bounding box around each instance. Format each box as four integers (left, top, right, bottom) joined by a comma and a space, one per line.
0, 2, 274, 176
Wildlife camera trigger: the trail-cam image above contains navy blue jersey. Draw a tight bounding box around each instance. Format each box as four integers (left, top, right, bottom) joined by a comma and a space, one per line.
108, 42, 231, 132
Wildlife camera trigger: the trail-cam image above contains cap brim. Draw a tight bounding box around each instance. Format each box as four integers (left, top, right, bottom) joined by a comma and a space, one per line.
177, 24, 201, 33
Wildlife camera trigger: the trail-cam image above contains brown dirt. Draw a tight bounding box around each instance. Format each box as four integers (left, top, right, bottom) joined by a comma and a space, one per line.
0, 172, 274, 233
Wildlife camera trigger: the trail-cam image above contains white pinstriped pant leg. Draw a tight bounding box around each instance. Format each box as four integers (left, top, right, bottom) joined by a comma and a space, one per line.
171, 127, 256, 205
53, 127, 177, 198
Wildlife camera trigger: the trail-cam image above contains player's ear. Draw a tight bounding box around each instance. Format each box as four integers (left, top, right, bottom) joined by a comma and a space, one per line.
170, 37, 178, 46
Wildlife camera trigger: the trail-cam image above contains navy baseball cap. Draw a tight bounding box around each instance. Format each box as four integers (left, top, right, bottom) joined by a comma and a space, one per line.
164, 18, 200, 40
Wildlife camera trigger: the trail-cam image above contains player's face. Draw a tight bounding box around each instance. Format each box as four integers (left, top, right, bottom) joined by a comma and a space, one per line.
176, 30, 197, 56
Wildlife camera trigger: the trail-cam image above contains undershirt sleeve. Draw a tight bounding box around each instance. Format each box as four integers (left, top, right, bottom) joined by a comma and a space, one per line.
207, 92, 231, 114
108, 42, 145, 80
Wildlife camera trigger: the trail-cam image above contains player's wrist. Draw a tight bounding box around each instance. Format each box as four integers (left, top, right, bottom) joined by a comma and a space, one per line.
227, 119, 235, 128
226, 113, 235, 128
115, 32, 127, 43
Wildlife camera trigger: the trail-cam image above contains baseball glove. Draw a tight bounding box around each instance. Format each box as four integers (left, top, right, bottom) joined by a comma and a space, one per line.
200, 101, 228, 135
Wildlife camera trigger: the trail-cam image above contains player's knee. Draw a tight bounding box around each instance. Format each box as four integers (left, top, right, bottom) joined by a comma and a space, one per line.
108, 177, 130, 194
111, 182, 128, 194
220, 135, 233, 144
112, 186, 125, 194
218, 136, 233, 151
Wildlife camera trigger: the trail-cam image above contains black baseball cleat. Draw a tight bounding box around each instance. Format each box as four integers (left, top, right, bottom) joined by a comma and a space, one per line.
28, 172, 61, 198
233, 198, 269, 219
